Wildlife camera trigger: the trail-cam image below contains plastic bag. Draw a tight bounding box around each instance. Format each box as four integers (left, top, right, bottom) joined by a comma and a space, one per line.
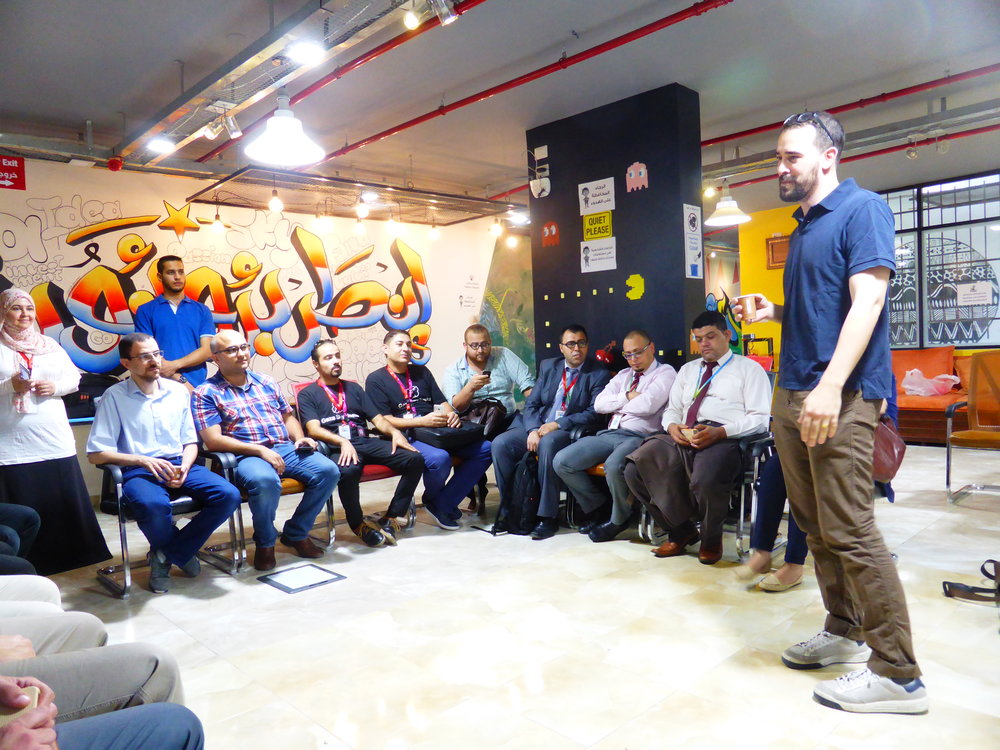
901, 368, 960, 396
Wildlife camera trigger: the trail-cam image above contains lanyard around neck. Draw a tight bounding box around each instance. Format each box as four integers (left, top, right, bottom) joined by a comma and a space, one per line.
691, 355, 731, 401
318, 379, 347, 415
386, 366, 415, 413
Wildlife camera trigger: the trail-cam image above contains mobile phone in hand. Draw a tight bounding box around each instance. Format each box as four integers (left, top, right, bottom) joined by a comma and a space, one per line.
482, 371, 491, 378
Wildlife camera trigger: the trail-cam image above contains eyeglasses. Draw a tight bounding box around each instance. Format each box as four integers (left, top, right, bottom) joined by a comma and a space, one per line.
217, 343, 251, 356
560, 339, 588, 349
466, 342, 491, 351
783, 112, 837, 150
129, 350, 164, 362
622, 342, 651, 360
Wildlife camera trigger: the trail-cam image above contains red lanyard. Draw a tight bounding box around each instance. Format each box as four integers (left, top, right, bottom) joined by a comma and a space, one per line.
561, 368, 579, 409
16, 352, 32, 376
386, 366, 415, 413
317, 379, 347, 416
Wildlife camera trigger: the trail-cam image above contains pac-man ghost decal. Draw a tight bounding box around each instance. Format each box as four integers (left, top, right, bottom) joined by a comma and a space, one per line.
625, 162, 648, 192
541, 222, 560, 247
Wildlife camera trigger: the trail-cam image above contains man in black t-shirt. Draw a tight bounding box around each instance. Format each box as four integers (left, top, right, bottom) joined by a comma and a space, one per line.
365, 331, 492, 530
298, 339, 424, 546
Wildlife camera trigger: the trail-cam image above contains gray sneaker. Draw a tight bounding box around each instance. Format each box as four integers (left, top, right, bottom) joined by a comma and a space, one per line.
147, 550, 171, 594
782, 630, 871, 670
178, 555, 201, 578
813, 668, 928, 714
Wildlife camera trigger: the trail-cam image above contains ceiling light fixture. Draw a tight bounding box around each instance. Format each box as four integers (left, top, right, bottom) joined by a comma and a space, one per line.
223, 114, 242, 139
507, 210, 529, 225
268, 189, 283, 213
505, 235, 518, 249
354, 218, 365, 235
355, 202, 370, 219
148, 137, 176, 154
360, 190, 379, 204
428, 0, 458, 25
428, 223, 440, 240
704, 182, 750, 227
201, 119, 225, 141
286, 40, 325, 67
489, 220, 503, 237
703, 185, 717, 199
403, 2, 421, 30
211, 196, 226, 234
244, 89, 324, 167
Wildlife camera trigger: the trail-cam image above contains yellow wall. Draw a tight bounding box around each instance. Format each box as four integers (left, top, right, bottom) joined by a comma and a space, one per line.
737, 205, 797, 363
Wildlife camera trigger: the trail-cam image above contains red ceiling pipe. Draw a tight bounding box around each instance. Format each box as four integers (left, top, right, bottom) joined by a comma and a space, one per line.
726, 121, 1000, 189
315, 0, 735, 165
196, 0, 493, 163
702, 61, 1000, 148
488, 184, 529, 200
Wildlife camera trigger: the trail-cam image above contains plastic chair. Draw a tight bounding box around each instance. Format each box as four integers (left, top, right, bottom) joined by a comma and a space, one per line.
946, 350, 1000, 503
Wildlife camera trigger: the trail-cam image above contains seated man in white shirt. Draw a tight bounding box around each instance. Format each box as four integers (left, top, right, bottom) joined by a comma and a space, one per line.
623, 311, 771, 564
553, 329, 675, 542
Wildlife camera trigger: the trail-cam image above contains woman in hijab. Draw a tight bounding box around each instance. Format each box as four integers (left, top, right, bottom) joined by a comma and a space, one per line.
0, 288, 110, 574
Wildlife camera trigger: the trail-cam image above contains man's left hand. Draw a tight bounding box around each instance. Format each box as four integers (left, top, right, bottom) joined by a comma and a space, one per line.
688, 424, 725, 450
294, 437, 318, 451
444, 411, 461, 429
390, 432, 419, 454
158, 360, 179, 378
799, 382, 841, 447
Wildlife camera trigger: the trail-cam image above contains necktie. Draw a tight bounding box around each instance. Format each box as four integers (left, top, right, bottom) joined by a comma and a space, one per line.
628, 370, 642, 393
685, 361, 716, 426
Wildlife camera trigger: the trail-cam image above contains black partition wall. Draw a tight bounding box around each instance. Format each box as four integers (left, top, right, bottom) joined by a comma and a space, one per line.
527, 83, 704, 369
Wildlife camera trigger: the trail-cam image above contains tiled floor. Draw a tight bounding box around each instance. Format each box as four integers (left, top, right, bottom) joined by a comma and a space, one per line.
51, 445, 1000, 749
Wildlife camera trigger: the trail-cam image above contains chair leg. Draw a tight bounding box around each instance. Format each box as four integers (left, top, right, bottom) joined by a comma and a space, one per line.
946, 439, 955, 502
199, 508, 245, 573
308, 495, 336, 548
95, 514, 135, 599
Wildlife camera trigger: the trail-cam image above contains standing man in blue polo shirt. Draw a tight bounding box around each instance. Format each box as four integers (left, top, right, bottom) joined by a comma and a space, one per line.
134, 256, 215, 388
740, 110, 925, 714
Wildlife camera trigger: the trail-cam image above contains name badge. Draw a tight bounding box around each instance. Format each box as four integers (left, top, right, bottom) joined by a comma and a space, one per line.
403, 412, 415, 419
609, 414, 622, 430
554, 409, 565, 421
338, 424, 352, 440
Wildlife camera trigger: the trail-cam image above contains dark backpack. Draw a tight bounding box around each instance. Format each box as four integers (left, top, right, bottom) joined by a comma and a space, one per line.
62, 372, 121, 420
492, 451, 540, 535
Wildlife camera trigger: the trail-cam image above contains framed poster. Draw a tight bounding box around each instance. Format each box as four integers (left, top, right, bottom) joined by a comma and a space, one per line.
766, 235, 790, 269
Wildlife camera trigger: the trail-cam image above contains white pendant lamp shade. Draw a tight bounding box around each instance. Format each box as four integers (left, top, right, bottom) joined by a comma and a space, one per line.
704, 191, 751, 227
244, 92, 324, 167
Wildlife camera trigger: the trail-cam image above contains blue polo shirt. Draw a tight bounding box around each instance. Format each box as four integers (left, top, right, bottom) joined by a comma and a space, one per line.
779, 178, 896, 400
134, 295, 215, 386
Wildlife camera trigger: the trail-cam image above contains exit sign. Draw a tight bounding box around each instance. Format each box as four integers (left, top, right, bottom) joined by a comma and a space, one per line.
0, 156, 26, 191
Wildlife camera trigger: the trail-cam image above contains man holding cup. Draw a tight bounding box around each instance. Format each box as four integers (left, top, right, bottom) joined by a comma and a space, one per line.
622, 311, 771, 564
87, 332, 241, 593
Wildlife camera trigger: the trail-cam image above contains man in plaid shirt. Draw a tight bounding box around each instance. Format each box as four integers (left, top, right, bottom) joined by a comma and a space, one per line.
194, 330, 339, 571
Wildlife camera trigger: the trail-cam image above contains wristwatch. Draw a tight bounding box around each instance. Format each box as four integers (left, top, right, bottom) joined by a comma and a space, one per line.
176, 375, 188, 384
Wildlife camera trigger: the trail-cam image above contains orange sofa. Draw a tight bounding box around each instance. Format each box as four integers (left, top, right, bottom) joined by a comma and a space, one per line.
890, 345, 971, 444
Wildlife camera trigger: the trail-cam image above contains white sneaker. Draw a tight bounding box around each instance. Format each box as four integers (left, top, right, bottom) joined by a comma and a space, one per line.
782, 630, 871, 670
813, 668, 928, 714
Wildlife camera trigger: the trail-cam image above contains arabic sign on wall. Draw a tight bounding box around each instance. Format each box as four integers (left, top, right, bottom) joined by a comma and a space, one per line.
0, 160, 497, 391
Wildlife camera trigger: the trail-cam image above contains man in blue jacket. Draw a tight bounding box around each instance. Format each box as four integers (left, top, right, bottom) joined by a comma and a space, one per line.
491, 324, 611, 539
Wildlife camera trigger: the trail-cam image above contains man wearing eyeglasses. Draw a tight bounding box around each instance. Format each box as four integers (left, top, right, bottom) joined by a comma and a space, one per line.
86, 333, 241, 593
622, 311, 770, 564
491, 324, 611, 540
443, 324, 535, 435
193, 330, 339, 571
134, 256, 215, 389
736, 110, 925, 714
553, 329, 675, 543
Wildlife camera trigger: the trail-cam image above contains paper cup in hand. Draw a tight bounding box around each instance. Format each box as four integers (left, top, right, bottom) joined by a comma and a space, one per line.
680, 428, 698, 441
736, 294, 758, 320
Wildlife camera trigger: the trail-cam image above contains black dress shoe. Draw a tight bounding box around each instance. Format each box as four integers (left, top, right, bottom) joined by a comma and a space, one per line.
530, 518, 559, 540
588, 519, 629, 543
578, 520, 597, 535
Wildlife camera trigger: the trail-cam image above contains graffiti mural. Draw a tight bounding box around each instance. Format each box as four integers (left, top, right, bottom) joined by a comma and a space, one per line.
1, 190, 444, 391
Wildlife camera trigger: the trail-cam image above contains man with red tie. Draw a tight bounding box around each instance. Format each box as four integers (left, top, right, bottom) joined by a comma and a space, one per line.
623, 311, 771, 564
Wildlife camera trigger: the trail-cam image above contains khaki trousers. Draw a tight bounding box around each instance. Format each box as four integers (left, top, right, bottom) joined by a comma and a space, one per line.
772, 387, 919, 679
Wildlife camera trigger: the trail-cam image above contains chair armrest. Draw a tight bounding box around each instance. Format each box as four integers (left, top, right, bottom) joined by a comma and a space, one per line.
199, 449, 238, 477
945, 401, 968, 418
96, 463, 125, 484
569, 425, 599, 442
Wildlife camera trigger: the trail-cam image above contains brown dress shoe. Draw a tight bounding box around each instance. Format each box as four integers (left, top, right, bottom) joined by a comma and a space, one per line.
254, 546, 276, 571
652, 530, 700, 558
698, 540, 724, 565
279, 535, 324, 559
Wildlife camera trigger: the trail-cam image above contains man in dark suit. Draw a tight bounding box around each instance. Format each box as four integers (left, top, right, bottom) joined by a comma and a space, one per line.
491, 324, 611, 539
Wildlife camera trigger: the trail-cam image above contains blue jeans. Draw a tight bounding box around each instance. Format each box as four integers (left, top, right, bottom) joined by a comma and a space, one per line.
121, 459, 242, 567
234, 443, 339, 547
56, 703, 204, 750
411, 439, 492, 523
750, 455, 807, 565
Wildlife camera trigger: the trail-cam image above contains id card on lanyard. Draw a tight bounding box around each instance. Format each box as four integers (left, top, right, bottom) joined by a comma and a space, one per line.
319, 380, 354, 439
555, 368, 579, 421
16, 352, 32, 380
387, 366, 416, 418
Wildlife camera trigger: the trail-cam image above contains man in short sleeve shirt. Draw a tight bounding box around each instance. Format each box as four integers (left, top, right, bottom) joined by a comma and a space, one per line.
298, 339, 424, 547
365, 331, 492, 531
134, 256, 215, 388
742, 110, 925, 714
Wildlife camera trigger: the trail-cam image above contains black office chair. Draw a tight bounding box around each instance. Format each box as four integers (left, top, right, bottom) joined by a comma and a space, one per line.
95, 463, 243, 599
